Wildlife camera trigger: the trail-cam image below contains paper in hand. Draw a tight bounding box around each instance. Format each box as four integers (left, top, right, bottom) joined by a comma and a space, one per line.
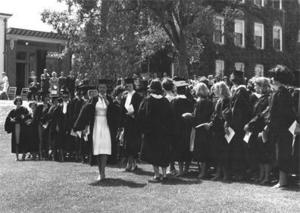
289, 120, 297, 136
225, 127, 235, 144
195, 123, 208, 129
42, 122, 49, 129
126, 104, 134, 114
70, 129, 77, 137
243, 131, 252, 143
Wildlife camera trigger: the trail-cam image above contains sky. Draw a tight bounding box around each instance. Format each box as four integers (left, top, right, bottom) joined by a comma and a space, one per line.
0, 0, 67, 32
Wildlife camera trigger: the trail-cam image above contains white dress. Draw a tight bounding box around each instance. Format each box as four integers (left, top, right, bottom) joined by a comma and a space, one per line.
92, 97, 111, 155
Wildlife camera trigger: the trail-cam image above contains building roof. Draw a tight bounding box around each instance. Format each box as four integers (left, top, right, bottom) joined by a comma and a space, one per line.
6, 27, 67, 45
0, 12, 12, 18
7, 28, 66, 40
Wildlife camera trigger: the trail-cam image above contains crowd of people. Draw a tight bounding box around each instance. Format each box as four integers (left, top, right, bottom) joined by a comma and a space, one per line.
4, 65, 300, 188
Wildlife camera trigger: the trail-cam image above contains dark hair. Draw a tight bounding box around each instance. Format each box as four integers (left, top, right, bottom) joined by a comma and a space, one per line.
269, 65, 294, 85
176, 86, 186, 95
162, 78, 174, 91
149, 79, 163, 95
13, 96, 23, 105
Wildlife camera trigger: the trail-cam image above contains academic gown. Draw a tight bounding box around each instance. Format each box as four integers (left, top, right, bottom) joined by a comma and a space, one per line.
191, 98, 214, 162
47, 104, 64, 150
210, 98, 231, 166
227, 86, 252, 172
138, 95, 174, 167
121, 92, 143, 158
268, 86, 296, 173
38, 103, 51, 151
4, 106, 30, 153
60, 101, 74, 152
73, 95, 117, 166
247, 93, 273, 165
24, 110, 40, 153
171, 96, 194, 162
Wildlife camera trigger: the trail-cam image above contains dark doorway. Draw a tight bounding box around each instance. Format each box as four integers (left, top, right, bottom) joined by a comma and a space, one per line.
16, 63, 26, 95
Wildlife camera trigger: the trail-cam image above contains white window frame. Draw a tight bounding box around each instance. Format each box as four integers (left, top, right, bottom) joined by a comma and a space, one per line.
235, 62, 245, 72
273, 25, 283, 51
272, 0, 282, 10
255, 64, 264, 76
213, 16, 225, 45
254, 22, 264, 49
234, 19, 245, 48
254, 0, 265, 7
215, 60, 225, 77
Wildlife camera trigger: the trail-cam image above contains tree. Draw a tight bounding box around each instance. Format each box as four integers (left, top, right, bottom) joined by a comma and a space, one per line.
42, 0, 241, 79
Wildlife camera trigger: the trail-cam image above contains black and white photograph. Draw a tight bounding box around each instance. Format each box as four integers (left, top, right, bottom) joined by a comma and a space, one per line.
0, 0, 299, 212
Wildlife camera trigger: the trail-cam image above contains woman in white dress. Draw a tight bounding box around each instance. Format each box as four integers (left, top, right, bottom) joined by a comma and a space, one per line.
93, 80, 111, 181
74, 79, 114, 182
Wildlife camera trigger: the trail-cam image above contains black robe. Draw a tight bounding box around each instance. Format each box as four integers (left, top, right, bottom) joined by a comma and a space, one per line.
227, 86, 252, 172
171, 96, 194, 162
46, 104, 64, 150
121, 92, 143, 158
138, 95, 174, 167
4, 106, 30, 153
192, 98, 214, 162
268, 86, 296, 173
37, 103, 51, 152
73, 95, 118, 165
210, 98, 231, 166
60, 101, 74, 152
24, 110, 40, 153
247, 93, 272, 165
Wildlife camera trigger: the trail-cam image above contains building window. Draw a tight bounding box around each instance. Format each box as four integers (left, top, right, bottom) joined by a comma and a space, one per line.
235, 62, 245, 72
255, 64, 264, 76
298, 30, 300, 42
213, 16, 225, 45
215, 60, 225, 77
272, 0, 282, 9
254, 0, 265, 7
234, 19, 245, 48
273, 25, 282, 51
254, 23, 264, 49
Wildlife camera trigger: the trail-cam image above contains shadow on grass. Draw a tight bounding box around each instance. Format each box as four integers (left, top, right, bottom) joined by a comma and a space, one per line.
89, 178, 147, 188
131, 168, 153, 177
161, 178, 202, 185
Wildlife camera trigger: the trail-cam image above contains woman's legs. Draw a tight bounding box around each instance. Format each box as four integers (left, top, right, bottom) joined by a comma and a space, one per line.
153, 165, 160, 178
15, 124, 21, 161
260, 164, 271, 184
97, 155, 108, 181
162, 167, 167, 178
198, 162, 207, 179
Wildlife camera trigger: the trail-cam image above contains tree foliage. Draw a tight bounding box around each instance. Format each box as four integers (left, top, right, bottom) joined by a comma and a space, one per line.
42, 0, 242, 79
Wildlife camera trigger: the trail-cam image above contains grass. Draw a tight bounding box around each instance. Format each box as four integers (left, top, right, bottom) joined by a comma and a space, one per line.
0, 100, 300, 213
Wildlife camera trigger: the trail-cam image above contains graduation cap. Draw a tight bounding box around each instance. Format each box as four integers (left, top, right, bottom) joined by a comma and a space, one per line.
124, 78, 134, 84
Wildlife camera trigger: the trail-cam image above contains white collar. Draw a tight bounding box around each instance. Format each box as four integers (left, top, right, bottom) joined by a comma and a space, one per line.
150, 94, 163, 99
127, 90, 135, 96
176, 94, 187, 99
236, 85, 246, 90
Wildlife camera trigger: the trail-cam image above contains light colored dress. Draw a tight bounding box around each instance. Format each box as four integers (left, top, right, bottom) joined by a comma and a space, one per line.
92, 97, 111, 155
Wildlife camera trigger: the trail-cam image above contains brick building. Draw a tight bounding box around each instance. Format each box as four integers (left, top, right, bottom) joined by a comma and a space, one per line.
198, 0, 300, 81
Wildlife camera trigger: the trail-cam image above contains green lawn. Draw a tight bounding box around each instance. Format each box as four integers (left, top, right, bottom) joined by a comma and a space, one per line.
0, 101, 299, 213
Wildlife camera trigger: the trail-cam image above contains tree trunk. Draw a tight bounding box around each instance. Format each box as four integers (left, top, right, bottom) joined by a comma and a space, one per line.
176, 36, 189, 78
